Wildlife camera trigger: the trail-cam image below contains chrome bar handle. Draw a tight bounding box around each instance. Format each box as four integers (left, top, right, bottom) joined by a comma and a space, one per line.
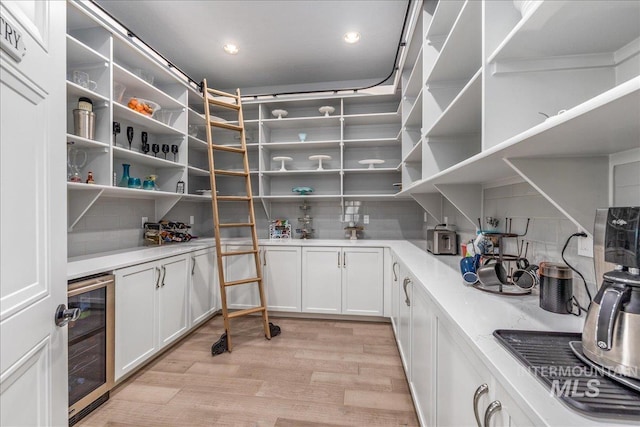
263, 249, 267, 266
473, 383, 489, 427
191, 256, 196, 275
402, 277, 411, 306
484, 400, 502, 427
161, 265, 167, 287
338, 251, 341, 268
392, 261, 398, 282
343, 252, 346, 267
155, 266, 162, 289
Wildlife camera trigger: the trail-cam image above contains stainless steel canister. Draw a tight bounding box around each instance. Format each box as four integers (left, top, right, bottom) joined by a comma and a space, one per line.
73, 109, 95, 140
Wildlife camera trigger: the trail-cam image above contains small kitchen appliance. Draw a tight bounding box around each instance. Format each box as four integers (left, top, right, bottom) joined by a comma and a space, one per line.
539, 262, 574, 314
427, 225, 457, 255
582, 206, 640, 380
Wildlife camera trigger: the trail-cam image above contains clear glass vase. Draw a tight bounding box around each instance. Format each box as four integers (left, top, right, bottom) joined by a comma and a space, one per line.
118, 163, 130, 187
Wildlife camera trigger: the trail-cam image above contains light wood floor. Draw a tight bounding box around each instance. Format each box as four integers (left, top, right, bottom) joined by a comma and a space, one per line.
78, 315, 419, 427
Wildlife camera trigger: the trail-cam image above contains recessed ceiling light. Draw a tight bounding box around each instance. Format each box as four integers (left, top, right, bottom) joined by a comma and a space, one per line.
223, 44, 239, 55
344, 32, 361, 44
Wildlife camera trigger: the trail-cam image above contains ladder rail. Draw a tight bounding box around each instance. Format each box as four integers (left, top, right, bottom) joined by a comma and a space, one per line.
202, 79, 272, 353
202, 79, 231, 350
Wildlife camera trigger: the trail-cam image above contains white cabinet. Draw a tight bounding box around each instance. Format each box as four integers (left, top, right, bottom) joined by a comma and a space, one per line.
397, 270, 413, 375
342, 247, 384, 316
302, 247, 384, 315
114, 254, 189, 381
393, 255, 534, 427
262, 246, 302, 312
225, 245, 260, 309
114, 261, 157, 381
389, 253, 401, 334
435, 316, 495, 427
302, 247, 342, 314
157, 256, 189, 348
410, 284, 436, 427
189, 248, 218, 326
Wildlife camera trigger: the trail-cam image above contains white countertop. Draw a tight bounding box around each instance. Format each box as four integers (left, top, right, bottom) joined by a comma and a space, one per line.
66, 239, 636, 425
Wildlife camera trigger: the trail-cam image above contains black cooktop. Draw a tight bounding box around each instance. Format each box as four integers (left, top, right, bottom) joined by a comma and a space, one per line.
493, 330, 640, 419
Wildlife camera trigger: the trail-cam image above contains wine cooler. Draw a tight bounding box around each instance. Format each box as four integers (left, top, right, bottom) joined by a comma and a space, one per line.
67, 274, 114, 426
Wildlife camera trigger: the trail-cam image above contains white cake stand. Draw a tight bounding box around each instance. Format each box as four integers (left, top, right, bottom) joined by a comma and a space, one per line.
309, 154, 332, 170
271, 109, 288, 119
318, 106, 335, 117
358, 159, 385, 169
273, 156, 292, 171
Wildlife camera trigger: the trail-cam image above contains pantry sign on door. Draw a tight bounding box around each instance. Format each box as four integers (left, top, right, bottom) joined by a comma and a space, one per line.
0, 12, 26, 62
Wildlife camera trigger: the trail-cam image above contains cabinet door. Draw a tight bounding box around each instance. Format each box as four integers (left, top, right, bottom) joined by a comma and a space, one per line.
114, 263, 158, 381
158, 256, 189, 348
436, 317, 492, 427
190, 249, 216, 325
398, 272, 412, 375
302, 247, 342, 313
342, 248, 384, 316
410, 285, 436, 427
225, 245, 260, 309
263, 246, 302, 312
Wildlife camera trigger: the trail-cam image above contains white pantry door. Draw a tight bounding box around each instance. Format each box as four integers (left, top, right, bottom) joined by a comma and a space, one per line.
0, 1, 67, 426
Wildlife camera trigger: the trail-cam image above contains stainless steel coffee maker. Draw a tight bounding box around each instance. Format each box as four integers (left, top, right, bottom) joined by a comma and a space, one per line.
582, 207, 640, 379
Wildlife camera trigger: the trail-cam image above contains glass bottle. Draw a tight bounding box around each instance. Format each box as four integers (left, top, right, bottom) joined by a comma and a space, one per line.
118, 163, 131, 187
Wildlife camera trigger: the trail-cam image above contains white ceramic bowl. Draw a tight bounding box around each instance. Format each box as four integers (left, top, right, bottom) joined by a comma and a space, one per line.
128, 97, 161, 118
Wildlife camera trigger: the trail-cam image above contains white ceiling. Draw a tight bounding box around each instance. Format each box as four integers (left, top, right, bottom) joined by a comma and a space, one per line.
93, 0, 410, 96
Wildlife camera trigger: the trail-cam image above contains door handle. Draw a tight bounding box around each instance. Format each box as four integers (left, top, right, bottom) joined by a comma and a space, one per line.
338, 251, 341, 268
161, 265, 167, 287
473, 383, 489, 427
155, 266, 162, 288
343, 252, 346, 267
263, 250, 267, 266
402, 277, 411, 306
191, 256, 196, 275
484, 400, 502, 427
55, 304, 81, 327
392, 261, 398, 282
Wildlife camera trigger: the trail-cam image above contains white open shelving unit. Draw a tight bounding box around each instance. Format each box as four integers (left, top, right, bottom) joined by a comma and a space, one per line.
398, 0, 640, 233
186, 89, 403, 218
66, 0, 404, 226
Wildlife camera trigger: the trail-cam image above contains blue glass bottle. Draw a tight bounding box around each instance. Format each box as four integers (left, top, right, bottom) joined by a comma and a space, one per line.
118, 163, 130, 187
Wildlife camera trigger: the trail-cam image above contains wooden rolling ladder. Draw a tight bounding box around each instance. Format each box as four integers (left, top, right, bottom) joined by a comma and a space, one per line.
201, 79, 280, 355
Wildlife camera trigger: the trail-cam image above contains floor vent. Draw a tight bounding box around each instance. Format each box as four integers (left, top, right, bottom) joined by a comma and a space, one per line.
69, 391, 109, 426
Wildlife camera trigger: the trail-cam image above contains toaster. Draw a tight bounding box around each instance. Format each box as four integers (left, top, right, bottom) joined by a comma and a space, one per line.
427, 228, 457, 255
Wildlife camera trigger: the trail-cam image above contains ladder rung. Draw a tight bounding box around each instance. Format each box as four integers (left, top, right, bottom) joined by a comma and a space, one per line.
223, 277, 261, 287
206, 87, 238, 99
210, 120, 243, 132
219, 222, 254, 228
208, 97, 240, 111
217, 196, 250, 202
211, 144, 245, 153
214, 169, 248, 177
221, 249, 258, 257
227, 306, 266, 319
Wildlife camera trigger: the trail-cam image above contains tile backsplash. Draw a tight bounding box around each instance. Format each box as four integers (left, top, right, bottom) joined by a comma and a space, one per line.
480, 181, 596, 310
68, 198, 426, 257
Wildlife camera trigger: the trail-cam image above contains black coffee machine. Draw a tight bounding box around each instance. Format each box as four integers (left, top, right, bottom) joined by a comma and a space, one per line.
582, 207, 640, 379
